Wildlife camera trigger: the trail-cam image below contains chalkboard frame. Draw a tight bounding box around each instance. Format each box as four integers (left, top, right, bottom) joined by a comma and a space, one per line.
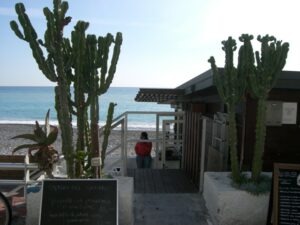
273, 163, 300, 225
39, 179, 118, 225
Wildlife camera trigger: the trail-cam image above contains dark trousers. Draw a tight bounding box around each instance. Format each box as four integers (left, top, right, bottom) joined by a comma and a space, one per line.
136, 155, 152, 168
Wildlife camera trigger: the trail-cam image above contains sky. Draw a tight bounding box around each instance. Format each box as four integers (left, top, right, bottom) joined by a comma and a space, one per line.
1, 0, 300, 88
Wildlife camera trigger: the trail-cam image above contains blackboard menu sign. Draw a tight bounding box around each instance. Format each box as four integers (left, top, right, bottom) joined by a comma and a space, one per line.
273, 163, 300, 225
39, 179, 118, 225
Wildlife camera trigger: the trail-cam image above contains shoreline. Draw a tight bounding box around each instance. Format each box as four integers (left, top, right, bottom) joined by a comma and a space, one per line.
0, 121, 158, 131
0, 124, 157, 156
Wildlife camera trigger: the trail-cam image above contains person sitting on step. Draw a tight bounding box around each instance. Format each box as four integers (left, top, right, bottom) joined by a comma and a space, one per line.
134, 132, 152, 168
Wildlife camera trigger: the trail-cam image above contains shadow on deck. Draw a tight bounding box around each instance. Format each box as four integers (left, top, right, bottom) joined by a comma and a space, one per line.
127, 169, 198, 194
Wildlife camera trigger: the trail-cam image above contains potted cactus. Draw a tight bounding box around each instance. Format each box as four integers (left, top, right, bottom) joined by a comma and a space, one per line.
204, 34, 289, 225
11, 110, 59, 178
208, 34, 254, 183
208, 34, 289, 185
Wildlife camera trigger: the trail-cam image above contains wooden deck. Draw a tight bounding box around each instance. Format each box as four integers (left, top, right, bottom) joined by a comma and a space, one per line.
127, 169, 198, 193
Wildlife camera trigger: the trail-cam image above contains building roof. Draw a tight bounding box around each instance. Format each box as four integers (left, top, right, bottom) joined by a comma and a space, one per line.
135, 69, 300, 104
135, 88, 185, 104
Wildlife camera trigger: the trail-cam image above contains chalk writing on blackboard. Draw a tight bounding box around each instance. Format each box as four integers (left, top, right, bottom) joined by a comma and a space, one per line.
39, 179, 118, 225
273, 163, 300, 225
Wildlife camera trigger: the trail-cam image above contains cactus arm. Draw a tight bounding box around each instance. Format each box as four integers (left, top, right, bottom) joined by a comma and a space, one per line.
237, 34, 255, 96
208, 57, 226, 103
97, 32, 122, 94
98, 34, 114, 92
84, 34, 98, 108
15, 3, 38, 40
9, 21, 25, 40
10, 3, 57, 82
104, 32, 123, 92
208, 37, 241, 183
101, 102, 116, 169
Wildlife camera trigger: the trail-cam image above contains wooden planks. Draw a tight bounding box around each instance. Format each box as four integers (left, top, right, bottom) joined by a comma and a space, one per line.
182, 112, 202, 188
128, 169, 198, 193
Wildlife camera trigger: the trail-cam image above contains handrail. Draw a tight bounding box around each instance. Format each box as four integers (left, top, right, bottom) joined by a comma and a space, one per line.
107, 111, 183, 128
100, 110, 184, 174
0, 111, 184, 182
0, 163, 38, 170
0, 155, 41, 199
106, 144, 122, 155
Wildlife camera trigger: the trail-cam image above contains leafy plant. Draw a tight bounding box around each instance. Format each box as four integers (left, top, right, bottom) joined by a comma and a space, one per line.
231, 173, 271, 195
73, 150, 92, 178
11, 110, 59, 178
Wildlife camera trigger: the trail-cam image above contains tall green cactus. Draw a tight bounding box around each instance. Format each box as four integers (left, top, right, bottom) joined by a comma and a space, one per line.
249, 35, 289, 182
10, 0, 75, 177
67, 26, 122, 177
208, 34, 255, 183
89, 33, 122, 177
69, 21, 91, 177
10, 0, 123, 178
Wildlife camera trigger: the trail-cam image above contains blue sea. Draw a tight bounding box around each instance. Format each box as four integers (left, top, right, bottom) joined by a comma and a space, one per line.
0, 86, 173, 130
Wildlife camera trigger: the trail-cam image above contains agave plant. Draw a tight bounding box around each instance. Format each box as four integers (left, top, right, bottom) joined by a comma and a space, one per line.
11, 110, 59, 178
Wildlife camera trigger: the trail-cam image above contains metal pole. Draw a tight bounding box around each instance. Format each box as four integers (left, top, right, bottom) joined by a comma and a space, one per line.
124, 114, 128, 176
155, 114, 160, 168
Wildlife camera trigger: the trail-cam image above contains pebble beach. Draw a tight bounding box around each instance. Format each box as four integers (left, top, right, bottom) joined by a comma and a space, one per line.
0, 124, 159, 225
0, 124, 157, 157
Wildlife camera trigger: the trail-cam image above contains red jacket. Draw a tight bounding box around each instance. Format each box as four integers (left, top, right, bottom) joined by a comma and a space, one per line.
135, 142, 152, 156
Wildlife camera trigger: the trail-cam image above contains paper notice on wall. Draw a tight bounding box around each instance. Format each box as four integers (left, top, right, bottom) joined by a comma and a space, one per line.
282, 102, 297, 124
91, 157, 102, 167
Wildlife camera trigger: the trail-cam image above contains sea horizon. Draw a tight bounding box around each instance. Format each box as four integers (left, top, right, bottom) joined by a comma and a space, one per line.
0, 86, 173, 130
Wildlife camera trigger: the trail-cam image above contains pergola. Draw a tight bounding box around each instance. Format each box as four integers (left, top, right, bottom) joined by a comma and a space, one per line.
135, 88, 185, 104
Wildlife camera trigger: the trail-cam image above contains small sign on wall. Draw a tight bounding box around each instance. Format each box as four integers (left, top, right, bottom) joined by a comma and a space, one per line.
91, 157, 101, 167
282, 102, 297, 124
266, 101, 282, 126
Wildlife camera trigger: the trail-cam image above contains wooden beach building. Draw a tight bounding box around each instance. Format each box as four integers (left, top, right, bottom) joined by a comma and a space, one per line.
135, 68, 300, 189
1, 69, 300, 195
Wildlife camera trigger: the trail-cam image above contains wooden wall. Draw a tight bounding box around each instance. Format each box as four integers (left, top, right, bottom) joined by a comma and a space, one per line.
181, 87, 300, 186
243, 89, 300, 171
182, 111, 202, 187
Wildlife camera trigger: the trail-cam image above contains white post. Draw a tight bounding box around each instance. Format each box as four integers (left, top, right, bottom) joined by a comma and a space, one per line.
155, 114, 160, 168
24, 154, 30, 200
121, 119, 126, 176
162, 120, 167, 168
124, 114, 128, 176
